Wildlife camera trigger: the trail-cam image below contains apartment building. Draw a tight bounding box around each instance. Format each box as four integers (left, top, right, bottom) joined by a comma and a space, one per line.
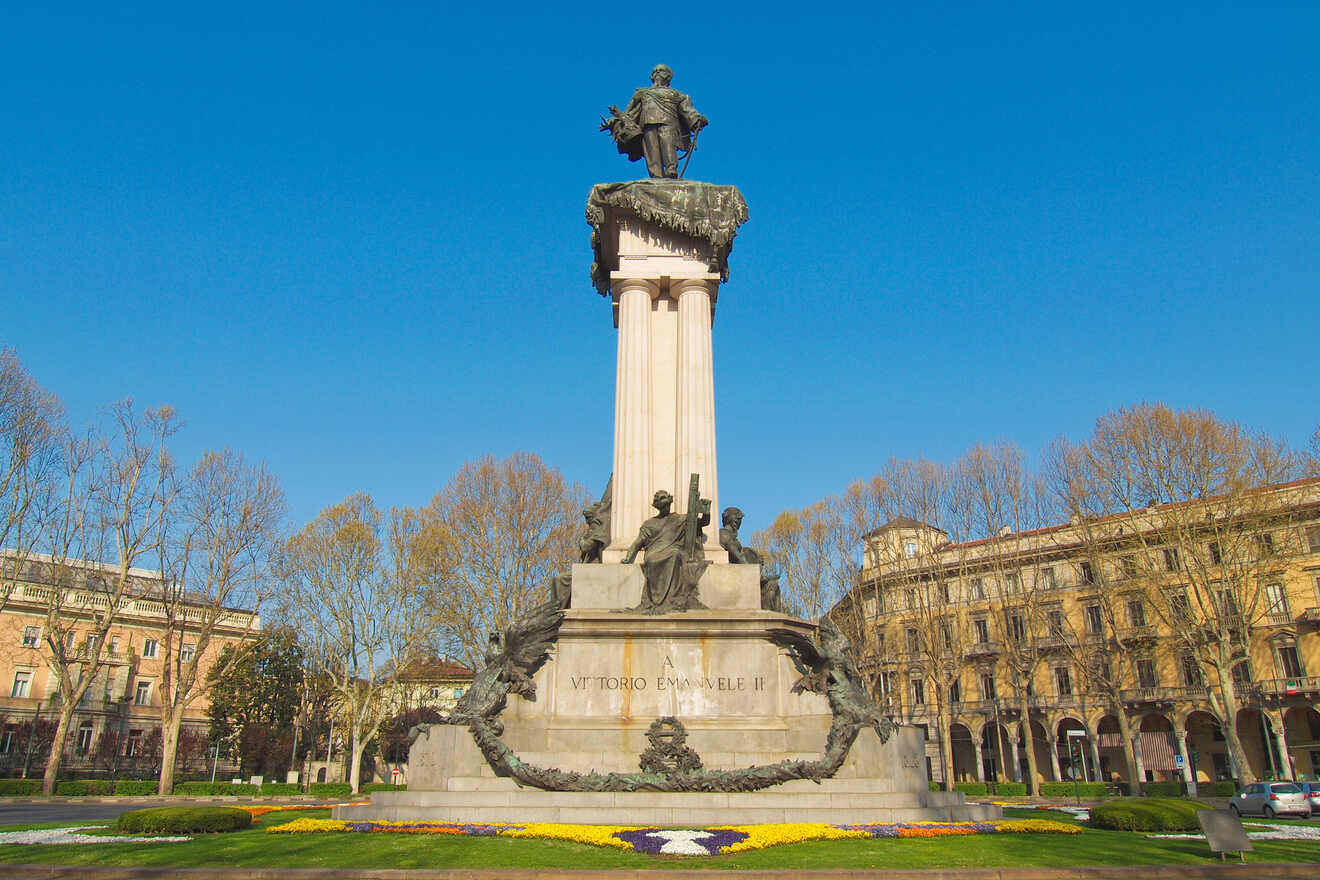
831, 479, 1320, 791
0, 552, 259, 777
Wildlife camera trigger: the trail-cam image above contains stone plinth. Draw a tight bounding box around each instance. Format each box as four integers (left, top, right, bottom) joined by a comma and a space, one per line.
569, 562, 760, 611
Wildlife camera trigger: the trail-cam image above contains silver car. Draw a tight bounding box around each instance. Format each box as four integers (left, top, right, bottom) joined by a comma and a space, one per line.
1229, 782, 1312, 819
1297, 782, 1320, 816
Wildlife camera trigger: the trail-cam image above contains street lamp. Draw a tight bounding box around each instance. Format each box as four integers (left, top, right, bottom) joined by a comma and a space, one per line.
1067, 730, 1088, 806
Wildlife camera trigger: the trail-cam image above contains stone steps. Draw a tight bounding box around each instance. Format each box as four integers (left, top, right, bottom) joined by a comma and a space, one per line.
440, 774, 920, 795
364, 790, 929, 810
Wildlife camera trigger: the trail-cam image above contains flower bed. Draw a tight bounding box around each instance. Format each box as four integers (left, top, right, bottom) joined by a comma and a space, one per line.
266, 817, 1079, 855
0, 825, 190, 845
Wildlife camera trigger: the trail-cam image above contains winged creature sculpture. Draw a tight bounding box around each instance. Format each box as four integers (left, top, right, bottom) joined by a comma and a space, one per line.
769, 618, 895, 741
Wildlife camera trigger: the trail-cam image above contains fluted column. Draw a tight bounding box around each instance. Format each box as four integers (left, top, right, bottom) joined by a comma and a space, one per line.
608, 279, 659, 556
1048, 735, 1062, 781
674, 278, 722, 555
973, 742, 985, 781
1088, 731, 1103, 783
1177, 730, 1197, 796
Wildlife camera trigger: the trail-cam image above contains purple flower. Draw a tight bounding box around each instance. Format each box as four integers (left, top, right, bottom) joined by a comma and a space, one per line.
613, 828, 750, 855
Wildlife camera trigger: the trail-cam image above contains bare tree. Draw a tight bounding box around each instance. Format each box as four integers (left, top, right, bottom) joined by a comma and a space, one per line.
419, 453, 587, 669
949, 442, 1055, 794
0, 348, 65, 614
151, 450, 286, 794
280, 494, 432, 793
39, 402, 182, 794
753, 496, 857, 620
1057, 403, 1302, 784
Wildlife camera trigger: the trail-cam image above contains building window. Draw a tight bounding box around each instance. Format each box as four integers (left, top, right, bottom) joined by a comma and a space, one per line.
1278, 645, 1304, 678
1085, 604, 1103, 634
1005, 573, 1021, 593
1305, 524, 1320, 553
85, 634, 99, 654
110, 636, 120, 653
1163, 548, 1180, 571
1127, 600, 1146, 628
877, 672, 892, 697
1256, 533, 1275, 557
1215, 589, 1240, 618
1180, 655, 1203, 687
1080, 561, 1094, 584
1039, 567, 1057, 589
1008, 613, 1025, 642
76, 720, 94, 755
980, 673, 996, 700
1208, 541, 1222, 564
453, 687, 465, 699
973, 618, 989, 643
1264, 583, 1288, 616
904, 589, 916, 610
939, 621, 953, 652
940, 583, 951, 604
0, 727, 14, 755
949, 679, 961, 704
141, 639, 159, 659
124, 729, 143, 758
134, 681, 151, 706
21, 626, 40, 648
1136, 658, 1158, 689
1120, 556, 1137, 578
905, 628, 921, 654
1046, 609, 1065, 637
910, 678, 925, 706
1170, 591, 1192, 622
11, 670, 32, 698
1054, 666, 1073, 696
64, 631, 76, 651
970, 578, 985, 600
180, 643, 195, 662
904, 540, 918, 558
1231, 661, 1252, 688
427, 687, 441, 699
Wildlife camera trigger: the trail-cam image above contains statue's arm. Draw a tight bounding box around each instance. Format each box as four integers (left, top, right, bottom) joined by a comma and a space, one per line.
621, 522, 653, 564
680, 94, 708, 130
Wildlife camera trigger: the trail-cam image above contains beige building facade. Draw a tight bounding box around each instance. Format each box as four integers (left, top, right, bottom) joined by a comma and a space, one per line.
832, 480, 1320, 791
0, 553, 259, 777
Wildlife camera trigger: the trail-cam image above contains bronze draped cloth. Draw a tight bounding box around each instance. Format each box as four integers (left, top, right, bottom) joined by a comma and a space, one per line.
631, 513, 689, 611
586, 180, 749, 295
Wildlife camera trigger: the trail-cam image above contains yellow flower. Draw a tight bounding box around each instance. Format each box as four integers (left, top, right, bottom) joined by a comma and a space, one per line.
500, 823, 643, 850
267, 818, 350, 834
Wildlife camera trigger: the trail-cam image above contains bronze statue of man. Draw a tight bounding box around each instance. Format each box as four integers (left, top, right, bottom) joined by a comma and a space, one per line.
601, 64, 708, 179
623, 489, 709, 612
719, 506, 784, 613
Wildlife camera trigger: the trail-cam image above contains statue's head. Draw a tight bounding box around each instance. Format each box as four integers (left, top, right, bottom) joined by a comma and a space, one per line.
582, 501, 600, 523
652, 489, 674, 511
722, 506, 744, 528
650, 64, 673, 86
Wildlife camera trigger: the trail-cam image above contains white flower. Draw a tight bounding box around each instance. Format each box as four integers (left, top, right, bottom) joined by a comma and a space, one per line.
0, 825, 191, 845
641, 830, 717, 855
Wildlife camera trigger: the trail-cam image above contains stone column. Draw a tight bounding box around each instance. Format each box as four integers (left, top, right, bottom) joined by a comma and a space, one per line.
673, 278, 722, 555
973, 742, 984, 782
1008, 737, 1021, 782
1132, 734, 1146, 786
608, 279, 658, 556
1176, 731, 1197, 797
1048, 735, 1063, 781
1089, 733, 1103, 783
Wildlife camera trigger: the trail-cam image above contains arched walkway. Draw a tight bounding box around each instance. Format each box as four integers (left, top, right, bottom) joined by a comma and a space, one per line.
1056, 717, 1092, 781
1096, 715, 1130, 784
1138, 713, 1180, 784
1236, 708, 1276, 780
949, 723, 976, 782
1185, 711, 1231, 783
1025, 719, 1053, 783
1283, 707, 1320, 779
979, 722, 1013, 782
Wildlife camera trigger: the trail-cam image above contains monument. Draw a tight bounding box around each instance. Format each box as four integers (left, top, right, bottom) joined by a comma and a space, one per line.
336, 68, 995, 826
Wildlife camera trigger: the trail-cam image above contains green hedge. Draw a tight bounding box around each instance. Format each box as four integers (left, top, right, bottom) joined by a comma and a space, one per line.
171, 782, 259, 796
117, 806, 252, 834
0, 779, 42, 796
995, 782, 1027, 796
952, 782, 988, 796
309, 783, 353, 798
56, 780, 111, 796
259, 783, 300, 795
1040, 781, 1110, 798
1090, 797, 1210, 832
1142, 781, 1187, 797
1212, 781, 1238, 797
361, 783, 406, 793
114, 780, 159, 796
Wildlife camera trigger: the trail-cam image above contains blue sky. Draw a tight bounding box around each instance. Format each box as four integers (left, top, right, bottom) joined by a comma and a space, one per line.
3, 2, 1317, 536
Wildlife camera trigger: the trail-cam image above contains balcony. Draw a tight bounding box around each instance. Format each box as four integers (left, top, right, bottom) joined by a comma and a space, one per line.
964, 641, 1003, 659
1036, 633, 1076, 653
1031, 693, 1079, 710
1254, 676, 1320, 700
1121, 686, 1205, 707
1255, 611, 1294, 629
1297, 608, 1320, 625
1115, 625, 1159, 643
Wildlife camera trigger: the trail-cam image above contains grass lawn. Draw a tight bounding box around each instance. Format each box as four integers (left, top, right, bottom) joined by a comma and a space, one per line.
1, 808, 1318, 871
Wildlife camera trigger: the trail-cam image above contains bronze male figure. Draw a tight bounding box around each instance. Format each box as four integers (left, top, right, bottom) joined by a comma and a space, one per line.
601, 64, 708, 179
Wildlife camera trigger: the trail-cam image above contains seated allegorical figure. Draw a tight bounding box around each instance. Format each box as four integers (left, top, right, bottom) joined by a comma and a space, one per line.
718, 506, 784, 613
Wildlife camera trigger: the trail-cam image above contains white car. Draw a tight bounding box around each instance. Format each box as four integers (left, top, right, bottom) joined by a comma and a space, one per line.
1229, 782, 1312, 819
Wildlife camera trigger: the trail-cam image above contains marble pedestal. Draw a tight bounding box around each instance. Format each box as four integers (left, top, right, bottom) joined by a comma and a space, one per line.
335, 565, 996, 825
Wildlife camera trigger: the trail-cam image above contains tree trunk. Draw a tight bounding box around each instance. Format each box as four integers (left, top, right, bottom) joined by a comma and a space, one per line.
1114, 702, 1143, 796
349, 729, 363, 794
1018, 692, 1039, 795
41, 704, 76, 795
937, 700, 955, 791
1214, 676, 1254, 784
157, 707, 185, 796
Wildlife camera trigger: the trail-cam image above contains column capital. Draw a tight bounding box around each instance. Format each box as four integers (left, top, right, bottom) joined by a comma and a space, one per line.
612, 277, 662, 298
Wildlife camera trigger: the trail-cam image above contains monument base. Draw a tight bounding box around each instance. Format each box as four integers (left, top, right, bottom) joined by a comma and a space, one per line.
335, 726, 994, 825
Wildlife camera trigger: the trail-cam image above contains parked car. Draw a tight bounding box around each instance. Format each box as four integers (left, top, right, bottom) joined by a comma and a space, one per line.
1229, 782, 1312, 819
1296, 782, 1320, 817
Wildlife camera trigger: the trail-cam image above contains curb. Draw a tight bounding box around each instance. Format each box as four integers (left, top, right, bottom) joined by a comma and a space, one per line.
3, 865, 1317, 879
